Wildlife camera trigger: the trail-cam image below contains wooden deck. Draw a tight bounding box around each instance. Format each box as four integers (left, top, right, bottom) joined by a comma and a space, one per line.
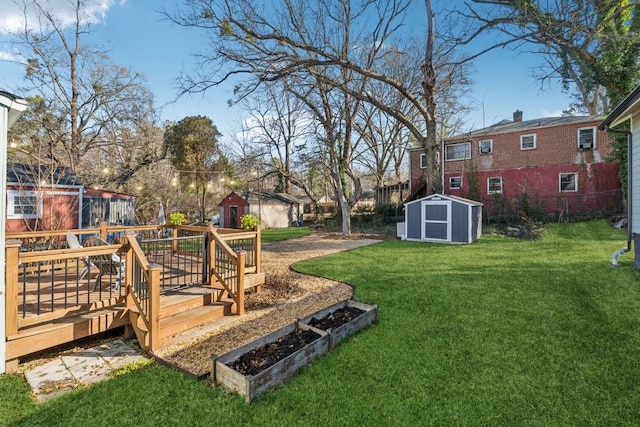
4, 224, 265, 372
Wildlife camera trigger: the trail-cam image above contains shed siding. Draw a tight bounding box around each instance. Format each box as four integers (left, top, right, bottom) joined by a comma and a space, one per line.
633, 110, 640, 235
451, 201, 469, 243
406, 202, 422, 239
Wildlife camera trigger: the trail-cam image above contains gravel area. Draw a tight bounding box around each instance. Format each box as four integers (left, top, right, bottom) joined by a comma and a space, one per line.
154, 233, 381, 377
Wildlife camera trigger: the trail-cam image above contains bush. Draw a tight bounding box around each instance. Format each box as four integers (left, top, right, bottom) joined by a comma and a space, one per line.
240, 214, 260, 230
169, 212, 187, 225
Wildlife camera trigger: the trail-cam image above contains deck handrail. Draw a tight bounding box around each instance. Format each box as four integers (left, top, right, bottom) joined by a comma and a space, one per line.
208, 227, 245, 315
124, 233, 161, 351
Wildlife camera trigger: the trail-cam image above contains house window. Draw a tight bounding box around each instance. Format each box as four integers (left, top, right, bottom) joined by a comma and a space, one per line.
449, 176, 462, 189
419, 153, 427, 169
445, 142, 471, 161
487, 177, 502, 194
520, 134, 536, 150
7, 190, 42, 219
559, 173, 578, 192
479, 139, 493, 154
578, 127, 595, 150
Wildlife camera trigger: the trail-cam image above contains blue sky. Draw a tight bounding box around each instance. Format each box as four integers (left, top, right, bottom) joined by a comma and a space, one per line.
0, 0, 575, 144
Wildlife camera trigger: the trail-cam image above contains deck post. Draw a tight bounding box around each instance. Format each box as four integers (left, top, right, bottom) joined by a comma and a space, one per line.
172, 226, 178, 254
148, 265, 161, 351
100, 222, 108, 240
208, 229, 217, 287
4, 240, 21, 373
255, 226, 261, 275
237, 252, 245, 316
124, 233, 136, 339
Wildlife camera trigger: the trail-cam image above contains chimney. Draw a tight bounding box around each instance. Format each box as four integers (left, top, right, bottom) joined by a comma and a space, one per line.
513, 110, 523, 122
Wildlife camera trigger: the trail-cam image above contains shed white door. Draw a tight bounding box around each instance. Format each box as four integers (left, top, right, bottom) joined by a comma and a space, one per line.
422, 200, 451, 242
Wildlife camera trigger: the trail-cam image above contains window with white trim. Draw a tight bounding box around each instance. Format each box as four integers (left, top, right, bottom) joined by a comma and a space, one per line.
559, 173, 578, 192
7, 190, 42, 219
419, 153, 427, 169
444, 142, 471, 161
520, 134, 536, 150
449, 176, 462, 189
479, 139, 493, 154
577, 127, 595, 150
487, 177, 502, 194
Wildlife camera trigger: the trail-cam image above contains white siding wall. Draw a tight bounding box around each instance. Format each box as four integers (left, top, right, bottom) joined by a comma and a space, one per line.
249, 203, 302, 228
633, 111, 640, 234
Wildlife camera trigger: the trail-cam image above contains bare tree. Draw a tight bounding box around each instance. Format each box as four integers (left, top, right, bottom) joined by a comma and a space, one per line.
9, 0, 166, 184
169, 0, 447, 234
448, 0, 640, 114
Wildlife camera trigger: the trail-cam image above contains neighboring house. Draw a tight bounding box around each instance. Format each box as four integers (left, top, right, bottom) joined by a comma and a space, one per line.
218, 191, 304, 229
599, 85, 640, 267
5, 162, 136, 233
6, 163, 84, 233
409, 110, 621, 219
299, 194, 337, 221
82, 189, 136, 227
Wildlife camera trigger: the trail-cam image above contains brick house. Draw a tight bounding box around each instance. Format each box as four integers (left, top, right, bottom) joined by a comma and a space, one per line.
409, 111, 622, 219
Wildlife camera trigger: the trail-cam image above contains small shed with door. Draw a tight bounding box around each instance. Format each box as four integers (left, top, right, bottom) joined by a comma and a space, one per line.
218, 191, 304, 229
402, 194, 482, 244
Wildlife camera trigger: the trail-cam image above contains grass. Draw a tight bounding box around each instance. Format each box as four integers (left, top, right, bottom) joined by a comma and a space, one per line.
261, 226, 312, 243
2, 220, 640, 426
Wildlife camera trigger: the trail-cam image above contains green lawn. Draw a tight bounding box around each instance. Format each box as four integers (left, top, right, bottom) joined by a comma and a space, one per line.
261, 226, 312, 243
3, 220, 640, 426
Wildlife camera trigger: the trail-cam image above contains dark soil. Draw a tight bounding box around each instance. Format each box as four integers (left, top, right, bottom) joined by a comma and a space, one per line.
230, 329, 321, 376
307, 306, 365, 330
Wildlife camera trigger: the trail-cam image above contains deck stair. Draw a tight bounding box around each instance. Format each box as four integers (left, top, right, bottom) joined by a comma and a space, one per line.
127, 285, 234, 350
157, 285, 232, 340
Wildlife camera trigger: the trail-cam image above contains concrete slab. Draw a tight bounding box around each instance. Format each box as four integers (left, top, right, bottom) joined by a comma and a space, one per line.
22, 339, 147, 402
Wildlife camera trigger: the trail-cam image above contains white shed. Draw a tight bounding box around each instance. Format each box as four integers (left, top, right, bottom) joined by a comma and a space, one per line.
402, 194, 482, 244
599, 85, 640, 267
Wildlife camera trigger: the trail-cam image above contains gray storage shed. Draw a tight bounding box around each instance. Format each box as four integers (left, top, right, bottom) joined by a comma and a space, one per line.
403, 194, 482, 244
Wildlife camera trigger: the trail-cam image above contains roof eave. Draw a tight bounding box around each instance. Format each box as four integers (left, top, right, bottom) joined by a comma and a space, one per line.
599, 85, 640, 130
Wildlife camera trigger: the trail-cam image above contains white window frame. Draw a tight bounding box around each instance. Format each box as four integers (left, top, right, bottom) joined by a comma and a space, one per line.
445, 142, 471, 161
577, 127, 596, 150
7, 190, 42, 219
419, 153, 427, 169
520, 134, 537, 150
449, 176, 462, 190
487, 177, 503, 194
559, 173, 578, 192
479, 139, 493, 154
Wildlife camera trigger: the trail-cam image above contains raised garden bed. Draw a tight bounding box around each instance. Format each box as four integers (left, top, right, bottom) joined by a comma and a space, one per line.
212, 322, 329, 403
300, 300, 378, 349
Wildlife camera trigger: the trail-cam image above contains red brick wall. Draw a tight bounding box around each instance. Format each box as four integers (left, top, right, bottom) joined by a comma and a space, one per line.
408, 118, 621, 217
443, 120, 613, 174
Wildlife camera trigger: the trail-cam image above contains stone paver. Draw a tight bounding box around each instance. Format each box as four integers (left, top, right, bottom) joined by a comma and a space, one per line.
23, 339, 146, 402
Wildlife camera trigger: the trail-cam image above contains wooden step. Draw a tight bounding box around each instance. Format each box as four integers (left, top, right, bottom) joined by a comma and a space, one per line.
158, 303, 231, 340
159, 286, 218, 318
6, 306, 128, 360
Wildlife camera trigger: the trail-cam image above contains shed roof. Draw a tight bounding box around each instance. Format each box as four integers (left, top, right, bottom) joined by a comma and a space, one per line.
241, 191, 304, 205
7, 162, 83, 187
599, 85, 640, 130
404, 193, 483, 207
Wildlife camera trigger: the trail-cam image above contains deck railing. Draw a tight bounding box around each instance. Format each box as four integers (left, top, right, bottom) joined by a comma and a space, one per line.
124, 233, 161, 351
5, 223, 261, 352
208, 228, 245, 316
